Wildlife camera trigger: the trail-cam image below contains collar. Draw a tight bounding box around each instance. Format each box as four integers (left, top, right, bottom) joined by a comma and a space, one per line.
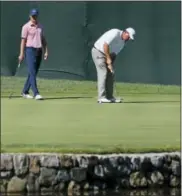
120, 30, 125, 41
28, 21, 39, 27
120, 30, 123, 37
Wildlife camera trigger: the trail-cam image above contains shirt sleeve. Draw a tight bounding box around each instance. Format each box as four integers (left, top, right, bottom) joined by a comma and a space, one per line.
104, 30, 117, 45
21, 25, 28, 39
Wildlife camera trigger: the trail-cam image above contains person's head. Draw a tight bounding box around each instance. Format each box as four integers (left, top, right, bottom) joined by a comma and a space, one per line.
121, 27, 136, 41
29, 8, 39, 24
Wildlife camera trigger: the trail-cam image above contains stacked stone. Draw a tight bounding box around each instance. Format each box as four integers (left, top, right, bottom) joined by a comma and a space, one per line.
0, 153, 181, 194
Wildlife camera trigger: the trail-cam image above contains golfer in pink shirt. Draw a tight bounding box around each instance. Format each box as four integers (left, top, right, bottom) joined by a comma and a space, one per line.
18, 8, 48, 100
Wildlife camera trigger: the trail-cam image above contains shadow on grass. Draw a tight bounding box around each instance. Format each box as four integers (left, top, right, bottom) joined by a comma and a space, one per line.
124, 100, 180, 104
2, 96, 180, 103
44, 96, 93, 100
2, 95, 22, 99
2, 96, 93, 100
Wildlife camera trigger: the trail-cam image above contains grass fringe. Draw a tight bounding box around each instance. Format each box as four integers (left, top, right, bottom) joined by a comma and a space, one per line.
1, 145, 180, 154
1, 76, 180, 97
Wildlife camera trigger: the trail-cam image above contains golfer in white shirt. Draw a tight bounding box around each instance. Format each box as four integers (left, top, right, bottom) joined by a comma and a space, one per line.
91, 27, 136, 103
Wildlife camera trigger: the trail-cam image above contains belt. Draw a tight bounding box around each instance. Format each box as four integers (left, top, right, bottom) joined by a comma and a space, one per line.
26, 47, 42, 50
93, 46, 105, 56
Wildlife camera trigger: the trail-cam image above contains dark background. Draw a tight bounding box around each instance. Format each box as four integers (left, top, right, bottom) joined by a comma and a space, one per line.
0, 1, 181, 85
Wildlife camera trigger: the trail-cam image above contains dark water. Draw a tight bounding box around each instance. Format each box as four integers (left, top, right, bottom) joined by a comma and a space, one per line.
3, 188, 181, 196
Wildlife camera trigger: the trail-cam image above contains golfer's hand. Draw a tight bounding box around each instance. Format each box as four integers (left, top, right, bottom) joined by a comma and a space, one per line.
108, 64, 114, 73
44, 52, 48, 60
18, 54, 24, 63
106, 57, 112, 65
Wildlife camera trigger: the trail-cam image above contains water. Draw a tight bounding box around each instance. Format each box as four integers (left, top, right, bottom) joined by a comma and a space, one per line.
3, 188, 181, 196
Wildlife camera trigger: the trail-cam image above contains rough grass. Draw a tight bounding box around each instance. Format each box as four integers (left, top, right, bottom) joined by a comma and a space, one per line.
1, 76, 180, 97
1, 76, 180, 154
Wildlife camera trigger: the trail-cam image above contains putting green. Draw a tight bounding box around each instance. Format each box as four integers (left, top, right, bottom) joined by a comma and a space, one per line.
1, 93, 180, 153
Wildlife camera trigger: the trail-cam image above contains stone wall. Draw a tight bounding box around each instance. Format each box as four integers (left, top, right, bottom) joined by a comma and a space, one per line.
0, 152, 181, 194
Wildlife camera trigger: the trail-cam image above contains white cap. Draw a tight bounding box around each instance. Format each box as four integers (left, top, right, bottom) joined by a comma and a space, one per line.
125, 27, 136, 40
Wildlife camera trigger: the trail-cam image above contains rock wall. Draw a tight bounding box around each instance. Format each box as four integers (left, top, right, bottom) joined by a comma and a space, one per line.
0, 152, 181, 194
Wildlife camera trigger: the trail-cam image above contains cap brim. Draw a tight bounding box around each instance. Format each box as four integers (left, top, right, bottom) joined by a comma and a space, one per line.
130, 34, 134, 40
30, 12, 38, 16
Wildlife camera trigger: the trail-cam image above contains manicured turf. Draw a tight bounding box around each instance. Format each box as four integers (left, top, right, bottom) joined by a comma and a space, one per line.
1, 77, 180, 153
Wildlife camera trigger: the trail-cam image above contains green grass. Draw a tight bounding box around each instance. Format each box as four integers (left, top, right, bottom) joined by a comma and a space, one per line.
1, 76, 180, 97
1, 76, 180, 154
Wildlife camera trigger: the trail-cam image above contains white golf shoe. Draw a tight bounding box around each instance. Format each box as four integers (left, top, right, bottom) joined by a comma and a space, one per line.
35, 94, 44, 100
110, 97, 123, 103
22, 93, 33, 99
98, 98, 112, 103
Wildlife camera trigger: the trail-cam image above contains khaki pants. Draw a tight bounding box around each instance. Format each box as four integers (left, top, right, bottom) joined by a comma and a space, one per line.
91, 47, 116, 100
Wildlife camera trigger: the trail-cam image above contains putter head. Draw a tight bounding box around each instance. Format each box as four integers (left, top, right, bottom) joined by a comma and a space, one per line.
111, 97, 123, 103
9, 93, 13, 99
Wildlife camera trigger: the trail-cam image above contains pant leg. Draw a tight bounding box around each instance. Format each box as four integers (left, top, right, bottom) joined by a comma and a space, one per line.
22, 48, 31, 94
24, 48, 39, 96
22, 74, 31, 94
35, 49, 42, 74
106, 68, 114, 99
91, 48, 107, 100
22, 48, 42, 95
106, 54, 116, 99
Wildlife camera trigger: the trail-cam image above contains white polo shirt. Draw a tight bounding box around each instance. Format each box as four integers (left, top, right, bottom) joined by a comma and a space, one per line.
94, 29, 125, 55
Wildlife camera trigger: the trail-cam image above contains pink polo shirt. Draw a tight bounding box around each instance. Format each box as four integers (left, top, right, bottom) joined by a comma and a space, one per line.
21, 21, 44, 48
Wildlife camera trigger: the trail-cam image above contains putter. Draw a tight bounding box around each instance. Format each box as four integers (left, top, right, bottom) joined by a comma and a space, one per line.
9, 62, 21, 99
112, 70, 122, 103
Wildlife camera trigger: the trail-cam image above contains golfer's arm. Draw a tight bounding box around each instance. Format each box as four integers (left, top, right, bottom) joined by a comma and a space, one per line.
19, 38, 26, 56
42, 36, 48, 54
103, 43, 111, 59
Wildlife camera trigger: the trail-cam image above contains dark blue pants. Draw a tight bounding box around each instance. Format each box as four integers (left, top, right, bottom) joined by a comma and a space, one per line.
22, 47, 42, 96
